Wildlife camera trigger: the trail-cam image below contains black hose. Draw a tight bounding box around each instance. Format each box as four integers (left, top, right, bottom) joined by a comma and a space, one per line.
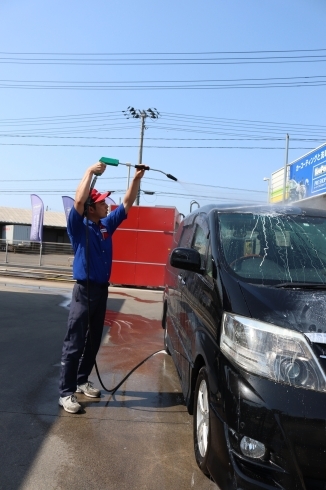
94, 349, 164, 395
121, 162, 178, 181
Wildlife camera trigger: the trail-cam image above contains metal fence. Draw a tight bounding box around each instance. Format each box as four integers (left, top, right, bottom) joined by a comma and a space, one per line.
0, 239, 74, 269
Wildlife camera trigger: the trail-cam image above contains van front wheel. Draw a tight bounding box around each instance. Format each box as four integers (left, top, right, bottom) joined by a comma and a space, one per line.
193, 367, 211, 476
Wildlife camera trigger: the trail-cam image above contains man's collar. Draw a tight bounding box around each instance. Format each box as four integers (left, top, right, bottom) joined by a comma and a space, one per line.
84, 217, 100, 226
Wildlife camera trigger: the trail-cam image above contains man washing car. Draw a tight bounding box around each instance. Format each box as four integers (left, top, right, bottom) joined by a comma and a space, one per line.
59, 161, 146, 413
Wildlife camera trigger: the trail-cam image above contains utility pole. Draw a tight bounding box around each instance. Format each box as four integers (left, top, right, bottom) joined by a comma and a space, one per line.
137, 112, 146, 205
122, 107, 160, 205
283, 134, 289, 203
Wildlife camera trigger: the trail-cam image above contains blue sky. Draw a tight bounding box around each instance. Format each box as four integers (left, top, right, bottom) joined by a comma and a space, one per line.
1, 0, 326, 216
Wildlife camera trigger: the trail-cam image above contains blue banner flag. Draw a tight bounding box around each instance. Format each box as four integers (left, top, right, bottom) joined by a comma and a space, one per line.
62, 196, 75, 223
30, 194, 44, 241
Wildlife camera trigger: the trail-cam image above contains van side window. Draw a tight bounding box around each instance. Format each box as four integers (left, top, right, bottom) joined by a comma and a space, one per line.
179, 225, 194, 248
192, 225, 207, 269
172, 221, 183, 248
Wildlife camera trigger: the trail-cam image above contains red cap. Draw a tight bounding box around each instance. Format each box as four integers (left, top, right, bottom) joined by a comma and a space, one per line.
89, 188, 111, 203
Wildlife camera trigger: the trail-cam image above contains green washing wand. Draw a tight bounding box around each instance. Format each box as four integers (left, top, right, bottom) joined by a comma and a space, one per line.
99, 157, 178, 181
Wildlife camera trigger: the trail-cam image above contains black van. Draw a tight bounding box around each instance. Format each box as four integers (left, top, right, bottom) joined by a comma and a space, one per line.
162, 203, 326, 490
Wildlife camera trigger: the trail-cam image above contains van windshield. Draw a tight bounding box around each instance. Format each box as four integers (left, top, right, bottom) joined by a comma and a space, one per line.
218, 212, 326, 285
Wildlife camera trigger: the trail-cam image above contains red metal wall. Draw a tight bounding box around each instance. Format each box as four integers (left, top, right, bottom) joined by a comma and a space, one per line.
110, 206, 180, 288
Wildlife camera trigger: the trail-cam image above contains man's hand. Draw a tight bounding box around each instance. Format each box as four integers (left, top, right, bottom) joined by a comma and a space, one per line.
74, 162, 107, 216
90, 162, 106, 176
134, 164, 147, 180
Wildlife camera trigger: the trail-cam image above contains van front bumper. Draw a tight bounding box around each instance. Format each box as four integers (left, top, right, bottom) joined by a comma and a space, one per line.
207, 357, 326, 490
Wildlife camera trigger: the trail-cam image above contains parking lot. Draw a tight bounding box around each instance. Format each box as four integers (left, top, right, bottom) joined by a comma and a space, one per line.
0, 277, 218, 490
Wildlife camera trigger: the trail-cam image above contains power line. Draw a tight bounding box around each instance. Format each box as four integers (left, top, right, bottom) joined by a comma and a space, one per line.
2, 134, 324, 141
1, 49, 326, 55
1, 48, 326, 55
0, 122, 134, 133
0, 114, 321, 142
0, 177, 126, 182
1, 119, 325, 139
0, 111, 123, 124
0, 110, 325, 145
2, 80, 326, 90
0, 188, 265, 201
0, 116, 127, 127
0, 188, 265, 204
146, 122, 326, 138
2, 75, 326, 84
161, 111, 326, 131
0, 142, 315, 149
0, 176, 266, 194
1, 108, 326, 133
2, 53, 326, 66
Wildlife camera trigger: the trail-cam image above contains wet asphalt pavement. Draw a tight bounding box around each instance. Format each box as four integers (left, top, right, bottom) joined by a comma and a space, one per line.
0, 278, 218, 490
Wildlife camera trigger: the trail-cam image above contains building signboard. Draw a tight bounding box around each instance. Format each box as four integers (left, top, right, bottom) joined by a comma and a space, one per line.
288, 143, 326, 202
270, 167, 287, 203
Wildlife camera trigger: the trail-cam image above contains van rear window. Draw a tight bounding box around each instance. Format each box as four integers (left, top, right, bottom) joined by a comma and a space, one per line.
218, 212, 326, 285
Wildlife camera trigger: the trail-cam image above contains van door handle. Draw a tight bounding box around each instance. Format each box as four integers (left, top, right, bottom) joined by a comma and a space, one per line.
178, 274, 186, 286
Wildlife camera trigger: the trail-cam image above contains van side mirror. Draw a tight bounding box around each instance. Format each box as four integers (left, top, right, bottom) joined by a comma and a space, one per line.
170, 247, 202, 273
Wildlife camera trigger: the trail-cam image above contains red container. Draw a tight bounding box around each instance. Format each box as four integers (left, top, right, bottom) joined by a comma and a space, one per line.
110, 206, 180, 288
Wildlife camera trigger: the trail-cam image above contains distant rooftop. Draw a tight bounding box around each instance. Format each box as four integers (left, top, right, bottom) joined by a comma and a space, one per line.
0, 207, 66, 228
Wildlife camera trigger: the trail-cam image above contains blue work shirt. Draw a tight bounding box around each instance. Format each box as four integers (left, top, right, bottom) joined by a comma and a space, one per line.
68, 204, 127, 283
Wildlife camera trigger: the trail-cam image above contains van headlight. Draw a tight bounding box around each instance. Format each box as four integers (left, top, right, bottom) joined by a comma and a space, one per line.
220, 313, 326, 392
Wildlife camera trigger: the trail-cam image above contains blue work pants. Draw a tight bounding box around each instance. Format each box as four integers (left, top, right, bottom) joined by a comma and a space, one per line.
59, 282, 108, 397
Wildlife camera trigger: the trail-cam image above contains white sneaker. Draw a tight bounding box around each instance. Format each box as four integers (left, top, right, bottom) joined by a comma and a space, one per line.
76, 381, 101, 398
59, 394, 81, 413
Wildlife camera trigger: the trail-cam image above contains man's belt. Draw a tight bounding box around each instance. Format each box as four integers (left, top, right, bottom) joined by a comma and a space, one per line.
76, 280, 109, 289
